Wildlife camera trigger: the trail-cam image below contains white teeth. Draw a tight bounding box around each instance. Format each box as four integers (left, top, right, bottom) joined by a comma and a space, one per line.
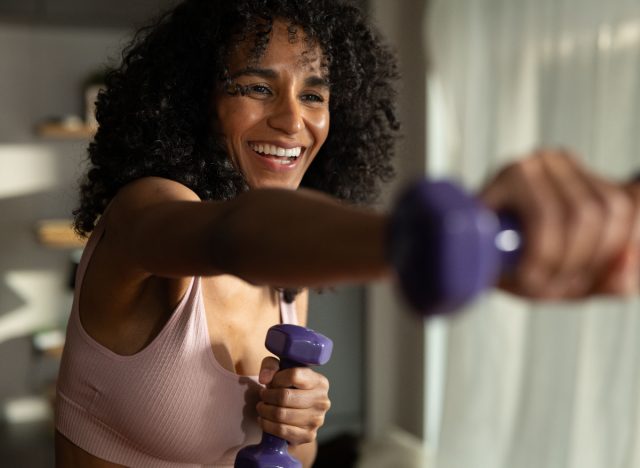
250, 143, 302, 158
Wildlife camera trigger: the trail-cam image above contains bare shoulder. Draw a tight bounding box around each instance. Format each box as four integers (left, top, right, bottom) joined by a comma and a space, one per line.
98, 177, 204, 275
78, 178, 199, 354
106, 177, 201, 231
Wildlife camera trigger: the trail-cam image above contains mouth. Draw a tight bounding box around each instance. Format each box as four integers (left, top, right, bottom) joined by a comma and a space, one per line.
249, 142, 304, 167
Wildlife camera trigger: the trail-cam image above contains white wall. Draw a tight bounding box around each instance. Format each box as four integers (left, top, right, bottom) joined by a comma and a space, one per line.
0, 22, 128, 404
366, 0, 430, 442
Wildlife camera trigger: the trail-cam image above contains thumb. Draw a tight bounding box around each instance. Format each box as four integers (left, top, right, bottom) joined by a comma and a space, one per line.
258, 356, 280, 385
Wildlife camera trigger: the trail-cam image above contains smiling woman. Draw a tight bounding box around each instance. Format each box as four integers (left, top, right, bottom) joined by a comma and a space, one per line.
214, 20, 331, 190
54, 1, 399, 467
52, 0, 640, 467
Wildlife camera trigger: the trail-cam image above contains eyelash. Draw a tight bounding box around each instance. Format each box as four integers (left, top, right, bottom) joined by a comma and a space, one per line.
236, 83, 326, 104
301, 93, 324, 103
248, 84, 271, 95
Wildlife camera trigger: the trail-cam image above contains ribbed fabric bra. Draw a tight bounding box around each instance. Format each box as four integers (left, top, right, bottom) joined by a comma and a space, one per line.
55, 214, 298, 468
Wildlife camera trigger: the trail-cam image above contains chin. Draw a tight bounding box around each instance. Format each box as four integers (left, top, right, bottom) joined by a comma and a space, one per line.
249, 178, 301, 190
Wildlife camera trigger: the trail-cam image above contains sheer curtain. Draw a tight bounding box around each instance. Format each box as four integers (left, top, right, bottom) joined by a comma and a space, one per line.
426, 1, 640, 467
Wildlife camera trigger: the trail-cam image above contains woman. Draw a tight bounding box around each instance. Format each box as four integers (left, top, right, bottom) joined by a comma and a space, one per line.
55, 0, 640, 467
55, 1, 397, 467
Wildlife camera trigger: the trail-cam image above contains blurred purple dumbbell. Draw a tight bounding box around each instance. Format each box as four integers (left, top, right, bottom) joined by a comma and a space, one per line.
235, 324, 333, 468
388, 179, 523, 316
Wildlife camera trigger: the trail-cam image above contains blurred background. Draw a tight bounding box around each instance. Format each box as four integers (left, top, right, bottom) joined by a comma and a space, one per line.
1, 0, 640, 467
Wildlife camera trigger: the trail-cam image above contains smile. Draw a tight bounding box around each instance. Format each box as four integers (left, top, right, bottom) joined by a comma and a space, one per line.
249, 143, 302, 166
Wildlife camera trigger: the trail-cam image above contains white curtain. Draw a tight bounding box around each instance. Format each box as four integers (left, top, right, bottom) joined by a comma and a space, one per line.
426, 1, 640, 467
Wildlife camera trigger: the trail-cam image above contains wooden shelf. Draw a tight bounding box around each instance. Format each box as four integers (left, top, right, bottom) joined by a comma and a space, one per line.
36, 122, 96, 140
35, 219, 86, 249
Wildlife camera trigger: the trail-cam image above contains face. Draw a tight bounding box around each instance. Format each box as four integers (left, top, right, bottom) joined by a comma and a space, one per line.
214, 20, 330, 190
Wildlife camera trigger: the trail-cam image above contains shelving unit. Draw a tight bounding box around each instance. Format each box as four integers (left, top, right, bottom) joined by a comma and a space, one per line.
34, 219, 86, 249
36, 122, 96, 140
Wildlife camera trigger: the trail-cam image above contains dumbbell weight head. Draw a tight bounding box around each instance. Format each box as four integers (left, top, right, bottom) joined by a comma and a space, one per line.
265, 324, 333, 369
388, 180, 522, 315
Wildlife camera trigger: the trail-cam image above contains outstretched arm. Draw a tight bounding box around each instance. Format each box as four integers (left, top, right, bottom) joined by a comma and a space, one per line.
104, 176, 391, 287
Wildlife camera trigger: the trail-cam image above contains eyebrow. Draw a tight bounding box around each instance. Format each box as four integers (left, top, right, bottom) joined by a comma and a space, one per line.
228, 67, 330, 89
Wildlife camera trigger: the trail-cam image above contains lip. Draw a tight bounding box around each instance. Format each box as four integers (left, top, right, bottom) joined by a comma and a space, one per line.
248, 140, 306, 150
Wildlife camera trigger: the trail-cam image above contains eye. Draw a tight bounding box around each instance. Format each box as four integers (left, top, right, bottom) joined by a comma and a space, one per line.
300, 93, 326, 104
247, 84, 272, 96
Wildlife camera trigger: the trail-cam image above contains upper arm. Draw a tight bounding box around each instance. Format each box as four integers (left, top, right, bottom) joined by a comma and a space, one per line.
102, 177, 230, 279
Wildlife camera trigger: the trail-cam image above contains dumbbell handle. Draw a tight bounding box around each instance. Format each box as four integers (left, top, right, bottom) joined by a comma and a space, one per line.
234, 325, 333, 468
388, 179, 523, 315
248, 357, 308, 464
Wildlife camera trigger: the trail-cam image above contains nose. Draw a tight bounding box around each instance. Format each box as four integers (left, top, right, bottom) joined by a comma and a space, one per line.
267, 92, 304, 135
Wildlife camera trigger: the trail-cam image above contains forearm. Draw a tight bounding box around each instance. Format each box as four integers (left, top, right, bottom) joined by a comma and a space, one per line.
210, 188, 391, 287
288, 440, 317, 468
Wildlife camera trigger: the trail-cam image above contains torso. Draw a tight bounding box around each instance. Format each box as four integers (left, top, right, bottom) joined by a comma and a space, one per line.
55, 223, 305, 467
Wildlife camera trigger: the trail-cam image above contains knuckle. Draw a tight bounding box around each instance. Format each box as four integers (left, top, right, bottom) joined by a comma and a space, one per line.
320, 375, 330, 389
310, 414, 325, 428
300, 429, 317, 445
289, 367, 305, 383
572, 200, 600, 228
606, 191, 633, 221
513, 157, 537, 178
497, 156, 533, 181
276, 424, 291, 441
273, 406, 288, 422
277, 389, 292, 406
324, 398, 332, 411
316, 397, 331, 412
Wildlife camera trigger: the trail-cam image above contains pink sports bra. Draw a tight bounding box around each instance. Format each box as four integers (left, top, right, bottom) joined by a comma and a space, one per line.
55, 216, 298, 467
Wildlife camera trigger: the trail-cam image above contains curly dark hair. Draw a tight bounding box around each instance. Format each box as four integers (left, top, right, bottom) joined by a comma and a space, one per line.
73, 0, 400, 235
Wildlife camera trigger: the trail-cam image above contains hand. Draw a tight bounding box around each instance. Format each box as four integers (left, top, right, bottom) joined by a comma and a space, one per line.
480, 149, 639, 299
257, 356, 331, 446
597, 178, 640, 294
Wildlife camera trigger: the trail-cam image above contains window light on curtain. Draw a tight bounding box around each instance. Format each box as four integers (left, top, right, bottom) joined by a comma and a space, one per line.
425, 1, 640, 468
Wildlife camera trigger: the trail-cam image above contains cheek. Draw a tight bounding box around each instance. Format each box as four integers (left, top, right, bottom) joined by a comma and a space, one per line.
215, 98, 263, 141
309, 110, 330, 145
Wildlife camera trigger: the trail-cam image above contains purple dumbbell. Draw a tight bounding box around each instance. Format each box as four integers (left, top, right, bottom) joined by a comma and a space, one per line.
235, 324, 333, 468
388, 179, 523, 316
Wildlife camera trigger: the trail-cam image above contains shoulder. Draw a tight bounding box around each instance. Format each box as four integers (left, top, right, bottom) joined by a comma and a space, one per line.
105, 177, 201, 232
112, 177, 201, 211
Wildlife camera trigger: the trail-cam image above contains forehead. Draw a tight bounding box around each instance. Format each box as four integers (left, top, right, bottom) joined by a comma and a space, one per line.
226, 19, 326, 75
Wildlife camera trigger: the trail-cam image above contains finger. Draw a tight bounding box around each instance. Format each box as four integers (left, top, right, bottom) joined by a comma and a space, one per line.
258, 417, 318, 446
260, 386, 329, 410
575, 175, 634, 294
595, 244, 640, 295
537, 151, 604, 294
480, 152, 564, 296
256, 402, 327, 429
258, 356, 280, 385
594, 181, 640, 294
268, 367, 329, 391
